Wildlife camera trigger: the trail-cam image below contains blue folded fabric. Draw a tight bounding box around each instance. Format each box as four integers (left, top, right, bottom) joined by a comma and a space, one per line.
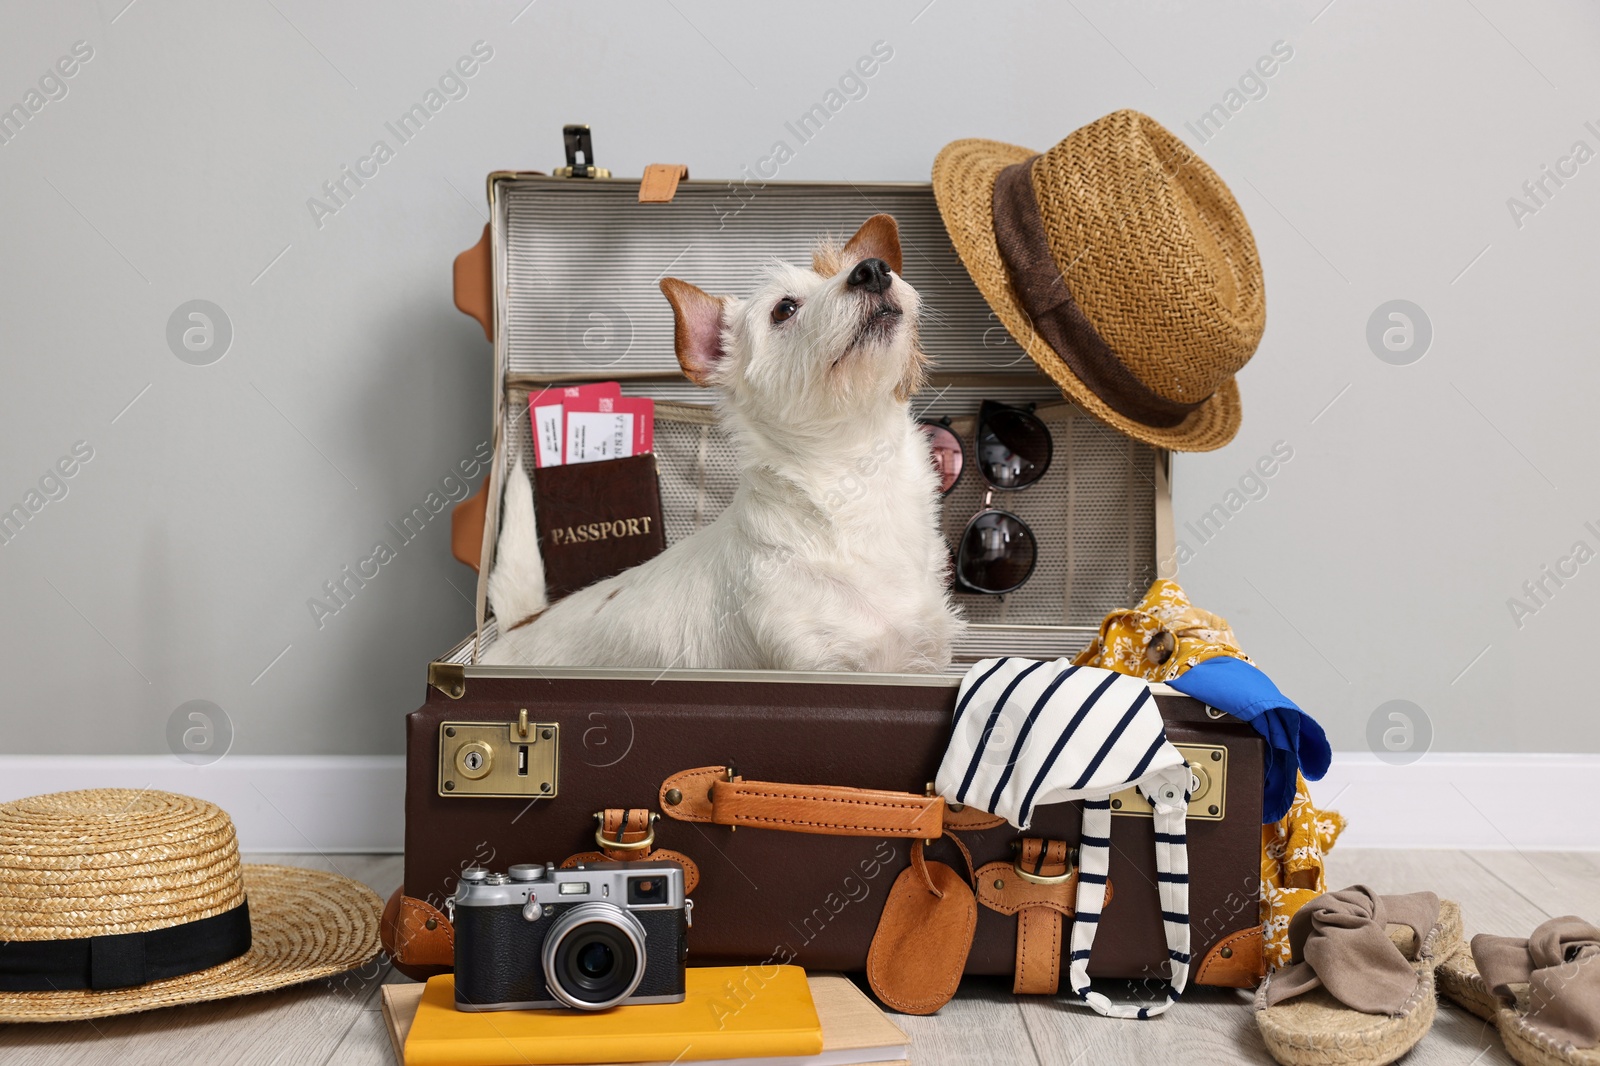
1164, 656, 1330, 824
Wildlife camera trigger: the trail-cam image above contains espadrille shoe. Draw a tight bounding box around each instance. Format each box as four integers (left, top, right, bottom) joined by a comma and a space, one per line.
1255, 886, 1463, 1066
1439, 918, 1600, 1066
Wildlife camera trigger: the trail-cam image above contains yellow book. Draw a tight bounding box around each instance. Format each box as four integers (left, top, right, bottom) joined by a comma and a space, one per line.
403, 967, 824, 1066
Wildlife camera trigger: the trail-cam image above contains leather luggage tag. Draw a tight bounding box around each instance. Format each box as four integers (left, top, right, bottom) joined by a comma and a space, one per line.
533, 453, 665, 601
867, 842, 976, 1015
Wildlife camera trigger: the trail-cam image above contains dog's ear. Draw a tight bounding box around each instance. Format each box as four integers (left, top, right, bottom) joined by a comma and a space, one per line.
841, 214, 903, 276
660, 278, 727, 387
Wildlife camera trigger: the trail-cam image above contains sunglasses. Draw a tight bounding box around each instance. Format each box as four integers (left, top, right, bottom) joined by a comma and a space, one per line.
918, 401, 1054, 596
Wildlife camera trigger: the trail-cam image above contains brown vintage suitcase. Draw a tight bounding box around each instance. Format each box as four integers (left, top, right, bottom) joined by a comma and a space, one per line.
395, 136, 1266, 995
401, 663, 1265, 990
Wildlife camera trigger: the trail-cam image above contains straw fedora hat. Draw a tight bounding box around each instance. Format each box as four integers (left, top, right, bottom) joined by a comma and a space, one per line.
933, 109, 1266, 451
0, 789, 382, 1022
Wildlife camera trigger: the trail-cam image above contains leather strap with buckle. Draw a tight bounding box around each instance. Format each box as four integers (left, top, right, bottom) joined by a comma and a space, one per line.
973, 838, 1114, 995
594, 808, 656, 854
561, 808, 701, 893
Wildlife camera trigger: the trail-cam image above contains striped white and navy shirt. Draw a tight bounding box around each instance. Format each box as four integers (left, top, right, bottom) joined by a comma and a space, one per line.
934, 657, 1193, 1019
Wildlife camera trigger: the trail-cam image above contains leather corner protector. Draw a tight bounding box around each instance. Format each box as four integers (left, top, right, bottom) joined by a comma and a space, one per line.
1195, 924, 1266, 988
453, 223, 493, 342
638, 163, 689, 203
660, 766, 724, 822
381, 887, 454, 977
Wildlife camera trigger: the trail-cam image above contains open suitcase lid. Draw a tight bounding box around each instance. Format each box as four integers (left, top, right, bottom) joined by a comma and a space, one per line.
441, 132, 1176, 676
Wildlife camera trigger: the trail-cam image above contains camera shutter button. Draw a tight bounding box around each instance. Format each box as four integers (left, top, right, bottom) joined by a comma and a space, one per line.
522, 899, 543, 923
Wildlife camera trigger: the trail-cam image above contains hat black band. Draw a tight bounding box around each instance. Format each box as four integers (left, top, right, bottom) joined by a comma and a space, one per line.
991, 157, 1205, 429
0, 898, 251, 992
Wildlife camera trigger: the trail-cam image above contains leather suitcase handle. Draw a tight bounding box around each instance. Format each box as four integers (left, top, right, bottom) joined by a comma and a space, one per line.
660, 766, 945, 839
454, 223, 493, 341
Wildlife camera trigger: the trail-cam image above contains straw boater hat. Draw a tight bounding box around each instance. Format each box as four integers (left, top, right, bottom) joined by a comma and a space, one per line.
0, 789, 382, 1022
933, 109, 1266, 452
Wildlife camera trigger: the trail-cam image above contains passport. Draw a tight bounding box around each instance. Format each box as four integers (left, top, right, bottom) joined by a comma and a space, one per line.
533, 452, 666, 601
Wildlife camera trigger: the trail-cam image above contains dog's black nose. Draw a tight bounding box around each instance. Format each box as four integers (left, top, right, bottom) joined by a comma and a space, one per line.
847, 257, 892, 294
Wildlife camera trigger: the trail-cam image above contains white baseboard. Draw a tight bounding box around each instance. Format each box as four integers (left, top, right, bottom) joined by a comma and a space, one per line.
0, 756, 405, 853
1313, 753, 1600, 851
0, 752, 1594, 853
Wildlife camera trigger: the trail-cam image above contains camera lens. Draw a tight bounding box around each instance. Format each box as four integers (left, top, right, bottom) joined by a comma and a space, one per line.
542, 903, 647, 1010
577, 941, 614, 979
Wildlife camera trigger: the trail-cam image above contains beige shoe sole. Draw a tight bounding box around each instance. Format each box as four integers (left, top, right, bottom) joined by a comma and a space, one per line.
1498, 1003, 1600, 1066
1255, 899, 1463, 1066
1436, 943, 1501, 1022
1438, 935, 1600, 1065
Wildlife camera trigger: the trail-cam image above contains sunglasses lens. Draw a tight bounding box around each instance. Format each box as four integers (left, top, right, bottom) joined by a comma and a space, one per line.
977, 403, 1051, 489
919, 423, 964, 495
956, 511, 1037, 594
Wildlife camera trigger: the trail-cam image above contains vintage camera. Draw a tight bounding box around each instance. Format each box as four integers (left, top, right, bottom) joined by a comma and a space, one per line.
452, 860, 690, 1011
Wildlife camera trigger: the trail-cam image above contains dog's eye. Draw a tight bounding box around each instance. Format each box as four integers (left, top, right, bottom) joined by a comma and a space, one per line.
771, 298, 799, 324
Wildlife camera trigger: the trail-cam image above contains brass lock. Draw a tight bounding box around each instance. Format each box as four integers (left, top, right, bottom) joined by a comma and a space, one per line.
1108, 744, 1227, 822
438, 709, 560, 798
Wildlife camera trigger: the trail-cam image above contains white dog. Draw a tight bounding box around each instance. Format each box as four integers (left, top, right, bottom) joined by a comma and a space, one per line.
482, 214, 960, 673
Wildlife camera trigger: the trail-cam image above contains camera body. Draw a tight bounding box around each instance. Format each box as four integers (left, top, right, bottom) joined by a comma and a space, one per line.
452, 860, 689, 1011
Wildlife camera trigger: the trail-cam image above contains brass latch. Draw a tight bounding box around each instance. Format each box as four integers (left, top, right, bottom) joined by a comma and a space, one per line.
553, 124, 611, 178
1108, 744, 1228, 822
438, 711, 560, 798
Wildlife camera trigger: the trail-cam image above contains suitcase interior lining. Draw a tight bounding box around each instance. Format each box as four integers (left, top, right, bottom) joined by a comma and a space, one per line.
501, 181, 1011, 379
474, 178, 1162, 670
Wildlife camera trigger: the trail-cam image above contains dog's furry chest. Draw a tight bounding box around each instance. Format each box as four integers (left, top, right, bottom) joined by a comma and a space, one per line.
724, 469, 954, 671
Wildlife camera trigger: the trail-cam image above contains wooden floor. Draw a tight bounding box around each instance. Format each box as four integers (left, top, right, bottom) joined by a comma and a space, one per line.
2, 849, 1595, 1065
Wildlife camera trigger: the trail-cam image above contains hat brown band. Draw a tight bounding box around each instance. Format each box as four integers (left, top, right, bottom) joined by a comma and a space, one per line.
0, 898, 252, 992
991, 158, 1205, 429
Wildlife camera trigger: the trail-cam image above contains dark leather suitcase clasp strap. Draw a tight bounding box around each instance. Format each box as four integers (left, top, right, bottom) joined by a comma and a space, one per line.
560, 808, 703, 893
593, 807, 657, 853
660, 766, 945, 839
974, 838, 1115, 995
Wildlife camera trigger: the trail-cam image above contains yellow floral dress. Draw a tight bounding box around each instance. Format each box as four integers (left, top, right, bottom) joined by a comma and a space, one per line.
1072, 579, 1346, 968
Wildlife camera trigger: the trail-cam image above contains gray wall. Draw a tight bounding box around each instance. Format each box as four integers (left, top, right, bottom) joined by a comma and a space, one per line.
2, 0, 1595, 757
